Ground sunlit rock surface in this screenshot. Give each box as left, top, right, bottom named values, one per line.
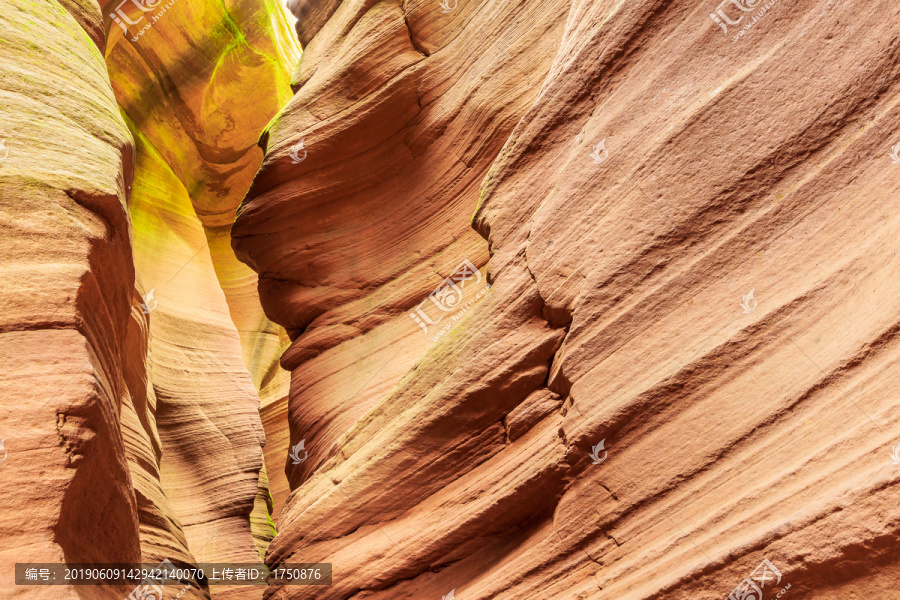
left=234, top=0, right=900, bottom=599
left=3, top=0, right=900, bottom=598
left=0, top=0, right=298, bottom=598
left=102, top=0, right=300, bottom=575
left=0, top=1, right=139, bottom=598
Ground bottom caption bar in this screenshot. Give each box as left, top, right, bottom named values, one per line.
left=15, top=562, right=331, bottom=586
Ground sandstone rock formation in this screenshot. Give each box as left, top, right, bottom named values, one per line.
left=103, top=0, right=300, bottom=571
left=233, top=0, right=900, bottom=599
left=0, top=1, right=141, bottom=597
left=3, top=0, right=900, bottom=599
left=1, top=0, right=298, bottom=598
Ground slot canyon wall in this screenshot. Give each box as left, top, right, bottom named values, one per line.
left=0, top=1, right=899, bottom=600
left=1, top=0, right=298, bottom=598
left=234, top=0, right=900, bottom=599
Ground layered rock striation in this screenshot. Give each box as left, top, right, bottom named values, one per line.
left=103, top=0, right=300, bottom=571
left=233, top=0, right=900, bottom=599
left=0, top=1, right=139, bottom=597
left=1, top=0, right=298, bottom=598
left=3, top=0, right=900, bottom=598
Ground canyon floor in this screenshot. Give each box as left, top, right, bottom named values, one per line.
left=1, top=0, right=899, bottom=599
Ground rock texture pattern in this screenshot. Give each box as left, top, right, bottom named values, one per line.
left=1, top=0, right=298, bottom=598
left=103, top=0, right=300, bottom=571
left=3, top=0, right=900, bottom=598
left=234, top=0, right=900, bottom=599
left=0, top=0, right=140, bottom=597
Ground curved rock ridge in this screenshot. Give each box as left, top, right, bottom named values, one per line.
left=232, top=0, right=562, bottom=513
left=102, top=0, right=301, bottom=572
left=1, top=0, right=298, bottom=598
left=233, top=0, right=900, bottom=599
left=0, top=0, right=139, bottom=597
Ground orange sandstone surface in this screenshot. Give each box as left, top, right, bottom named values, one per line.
left=1, top=0, right=900, bottom=599
left=233, top=0, right=900, bottom=599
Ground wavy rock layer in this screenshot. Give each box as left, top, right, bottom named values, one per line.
left=0, top=1, right=139, bottom=598
left=232, top=0, right=560, bottom=513
left=102, top=0, right=300, bottom=573
left=0, top=0, right=297, bottom=598
left=234, top=0, right=900, bottom=599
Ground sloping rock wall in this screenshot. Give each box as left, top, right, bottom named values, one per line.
left=0, top=1, right=299, bottom=598
left=233, top=0, right=900, bottom=598
left=0, top=1, right=140, bottom=597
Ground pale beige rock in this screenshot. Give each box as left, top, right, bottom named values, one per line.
left=103, top=0, right=300, bottom=585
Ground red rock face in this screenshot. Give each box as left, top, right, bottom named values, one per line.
left=0, top=1, right=140, bottom=597
left=233, top=0, right=900, bottom=599
left=4, top=0, right=900, bottom=598
left=0, top=1, right=296, bottom=599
